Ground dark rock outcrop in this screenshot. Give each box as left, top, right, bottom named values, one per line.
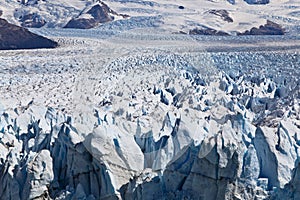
left=188, top=20, right=284, bottom=36
left=208, top=9, right=233, bottom=23
left=0, top=18, right=58, bottom=50
left=64, top=1, right=129, bottom=29
left=19, top=13, right=46, bottom=28
left=64, top=18, right=99, bottom=29
left=238, top=20, right=285, bottom=35
left=189, top=27, right=229, bottom=36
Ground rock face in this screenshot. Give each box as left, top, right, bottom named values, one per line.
left=188, top=20, right=285, bottom=36
left=189, top=27, right=230, bottom=36
left=208, top=10, right=233, bottom=23
left=0, top=18, right=57, bottom=50
left=238, top=20, right=285, bottom=35
left=64, top=1, right=129, bottom=29
left=19, top=13, right=46, bottom=28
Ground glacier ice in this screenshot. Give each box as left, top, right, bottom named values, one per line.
left=0, top=33, right=299, bottom=199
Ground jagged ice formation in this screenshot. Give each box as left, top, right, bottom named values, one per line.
left=0, top=34, right=299, bottom=199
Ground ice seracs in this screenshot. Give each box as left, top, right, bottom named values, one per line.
left=0, top=0, right=299, bottom=198
left=0, top=35, right=299, bottom=198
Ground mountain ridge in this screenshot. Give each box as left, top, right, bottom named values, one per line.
left=0, top=18, right=57, bottom=50
left=0, top=0, right=299, bottom=34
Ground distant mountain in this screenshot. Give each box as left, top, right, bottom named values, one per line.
left=0, top=18, right=58, bottom=50
left=188, top=20, right=285, bottom=36
left=0, top=0, right=128, bottom=29
left=238, top=20, right=285, bottom=35
left=19, top=13, right=46, bottom=28
left=0, top=0, right=298, bottom=34
left=64, top=1, right=129, bottom=29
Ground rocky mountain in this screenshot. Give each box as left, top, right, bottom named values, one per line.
left=0, top=18, right=57, bottom=50
left=0, top=0, right=299, bottom=34
left=0, top=0, right=127, bottom=29
left=238, top=20, right=285, bottom=35
left=185, top=20, right=285, bottom=36
left=64, top=1, right=129, bottom=29
left=19, top=13, right=46, bottom=28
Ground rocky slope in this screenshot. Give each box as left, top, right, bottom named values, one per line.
left=0, top=18, right=57, bottom=50
left=238, top=20, right=285, bottom=35
left=64, top=1, right=129, bottom=29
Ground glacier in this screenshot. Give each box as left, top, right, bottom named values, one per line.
left=0, top=30, right=299, bottom=199
left=1, top=0, right=300, bottom=199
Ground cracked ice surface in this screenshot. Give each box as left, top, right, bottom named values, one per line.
left=0, top=31, right=300, bottom=199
